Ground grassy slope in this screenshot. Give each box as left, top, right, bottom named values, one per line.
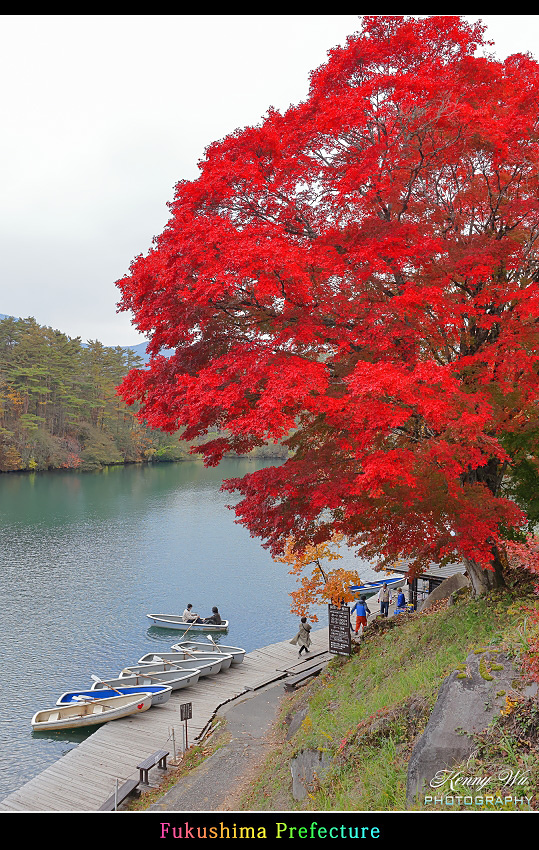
left=237, top=576, right=539, bottom=812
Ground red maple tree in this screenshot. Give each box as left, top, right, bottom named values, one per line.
left=117, top=16, right=539, bottom=596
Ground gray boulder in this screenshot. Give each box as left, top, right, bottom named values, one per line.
left=290, top=749, right=331, bottom=801
left=406, top=650, right=518, bottom=805
left=418, top=572, right=470, bottom=613
left=285, top=706, right=309, bottom=741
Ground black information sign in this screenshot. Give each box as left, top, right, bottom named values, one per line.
left=180, top=702, right=193, bottom=721
left=328, top=603, right=351, bottom=656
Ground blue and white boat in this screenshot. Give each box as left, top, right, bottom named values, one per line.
left=349, top=574, right=406, bottom=599
left=56, top=684, right=172, bottom=707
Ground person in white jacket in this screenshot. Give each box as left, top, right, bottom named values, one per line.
left=182, top=604, right=203, bottom=623
left=290, top=617, right=312, bottom=656
left=377, top=584, right=392, bottom=617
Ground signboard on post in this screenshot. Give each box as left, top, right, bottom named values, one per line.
left=180, top=702, right=192, bottom=750
left=180, top=702, right=192, bottom=721
left=328, top=603, right=351, bottom=656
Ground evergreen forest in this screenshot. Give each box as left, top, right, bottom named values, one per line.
left=0, top=316, right=188, bottom=472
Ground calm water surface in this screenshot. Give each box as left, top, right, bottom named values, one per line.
left=0, top=459, right=376, bottom=802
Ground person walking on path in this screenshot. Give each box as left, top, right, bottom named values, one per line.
left=290, top=617, right=312, bottom=656
left=351, top=596, right=371, bottom=634
left=378, top=583, right=391, bottom=617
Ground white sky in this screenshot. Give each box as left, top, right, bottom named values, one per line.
left=1, top=15, right=538, bottom=347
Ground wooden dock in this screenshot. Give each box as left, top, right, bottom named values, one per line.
left=0, top=627, right=330, bottom=812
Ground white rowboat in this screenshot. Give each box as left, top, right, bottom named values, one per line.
left=122, top=657, right=223, bottom=678
left=137, top=650, right=233, bottom=671
left=171, top=640, right=245, bottom=665
left=31, top=692, right=153, bottom=731
left=91, top=669, right=200, bottom=692
left=146, top=614, right=229, bottom=632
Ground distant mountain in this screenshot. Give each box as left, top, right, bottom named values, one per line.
left=125, top=340, right=151, bottom=364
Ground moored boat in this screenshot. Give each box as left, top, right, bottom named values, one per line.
left=349, top=574, right=406, bottom=599
left=122, top=656, right=223, bottom=677
left=171, top=640, right=245, bottom=665
left=137, top=650, right=233, bottom=671
left=91, top=668, right=200, bottom=692
left=146, top=614, right=229, bottom=632
left=31, top=692, right=153, bottom=731
left=57, top=684, right=172, bottom=707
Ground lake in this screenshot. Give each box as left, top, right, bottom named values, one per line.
left=0, top=458, right=377, bottom=802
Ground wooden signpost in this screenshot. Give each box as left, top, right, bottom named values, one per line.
left=328, top=603, right=351, bottom=656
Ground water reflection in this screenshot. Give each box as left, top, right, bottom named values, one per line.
left=31, top=727, right=100, bottom=744
left=145, top=626, right=229, bottom=642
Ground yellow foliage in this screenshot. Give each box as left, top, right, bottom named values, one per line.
left=5, top=388, right=25, bottom=410
left=500, top=694, right=519, bottom=717
left=276, top=534, right=361, bottom=619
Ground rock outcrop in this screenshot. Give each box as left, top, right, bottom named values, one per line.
left=418, top=572, right=470, bottom=613
left=290, top=749, right=331, bottom=801
left=406, top=649, right=519, bottom=805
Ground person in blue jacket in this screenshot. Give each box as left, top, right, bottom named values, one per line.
left=351, top=596, right=371, bottom=634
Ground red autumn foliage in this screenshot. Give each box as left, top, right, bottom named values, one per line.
left=117, top=16, right=539, bottom=591
left=505, top=535, right=539, bottom=584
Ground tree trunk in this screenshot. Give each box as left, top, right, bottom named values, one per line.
left=463, top=549, right=506, bottom=596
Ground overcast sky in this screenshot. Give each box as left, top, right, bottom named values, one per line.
left=2, top=15, right=539, bottom=347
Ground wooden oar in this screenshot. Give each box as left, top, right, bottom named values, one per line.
left=206, top=634, right=225, bottom=653
left=180, top=615, right=206, bottom=639
left=169, top=645, right=204, bottom=659
left=133, top=672, right=168, bottom=683
left=153, top=655, right=195, bottom=671
left=90, top=674, right=124, bottom=695
left=119, top=669, right=170, bottom=683
left=174, top=635, right=222, bottom=656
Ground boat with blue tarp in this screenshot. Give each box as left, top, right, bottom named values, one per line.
left=349, top=574, right=406, bottom=598
left=56, top=684, right=172, bottom=707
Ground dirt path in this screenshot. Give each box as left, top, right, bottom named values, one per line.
left=148, top=682, right=286, bottom=812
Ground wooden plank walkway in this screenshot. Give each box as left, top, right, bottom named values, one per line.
left=0, top=627, right=329, bottom=812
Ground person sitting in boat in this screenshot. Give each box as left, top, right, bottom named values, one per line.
left=182, top=604, right=204, bottom=624
left=203, top=606, right=222, bottom=625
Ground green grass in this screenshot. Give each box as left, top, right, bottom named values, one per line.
left=237, top=585, right=539, bottom=812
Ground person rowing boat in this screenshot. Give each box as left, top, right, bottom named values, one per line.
left=182, top=603, right=223, bottom=625
left=182, top=603, right=204, bottom=623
